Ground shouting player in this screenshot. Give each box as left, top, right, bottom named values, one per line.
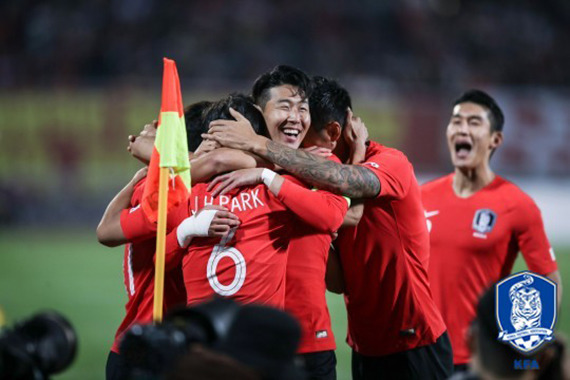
left=204, top=77, right=452, bottom=380
left=421, top=90, right=562, bottom=372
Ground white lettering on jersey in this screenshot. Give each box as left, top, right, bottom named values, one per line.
left=219, top=195, right=230, bottom=208
left=231, top=197, right=243, bottom=212
left=191, top=188, right=266, bottom=215
left=251, top=189, right=264, bottom=208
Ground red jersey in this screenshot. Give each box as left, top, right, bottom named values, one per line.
left=421, top=174, right=558, bottom=364
left=334, top=141, right=446, bottom=356
left=284, top=156, right=349, bottom=353
left=121, top=174, right=347, bottom=310
left=112, top=179, right=186, bottom=353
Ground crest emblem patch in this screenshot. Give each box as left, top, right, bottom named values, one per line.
left=496, top=271, right=557, bottom=354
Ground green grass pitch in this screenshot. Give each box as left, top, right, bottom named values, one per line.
left=0, top=228, right=568, bottom=380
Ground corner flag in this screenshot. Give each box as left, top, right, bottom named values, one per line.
left=141, top=58, right=190, bottom=224
left=142, top=58, right=190, bottom=322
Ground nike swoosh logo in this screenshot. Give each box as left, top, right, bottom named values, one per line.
left=425, top=210, right=440, bottom=218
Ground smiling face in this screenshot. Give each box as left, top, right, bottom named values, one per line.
left=446, top=102, right=502, bottom=171
left=261, top=84, right=310, bottom=149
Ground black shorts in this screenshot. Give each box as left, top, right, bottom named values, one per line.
left=298, top=350, right=337, bottom=380
left=351, top=331, right=453, bottom=380
left=106, top=351, right=129, bottom=380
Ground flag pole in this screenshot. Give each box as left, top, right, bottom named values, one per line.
left=152, top=166, right=170, bottom=322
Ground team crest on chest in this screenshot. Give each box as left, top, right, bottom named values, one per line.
left=472, top=208, right=497, bottom=238
left=496, top=271, right=557, bottom=354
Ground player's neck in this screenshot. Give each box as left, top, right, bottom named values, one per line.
left=334, top=141, right=350, bottom=163
left=452, top=165, right=495, bottom=198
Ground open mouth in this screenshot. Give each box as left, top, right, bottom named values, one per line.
left=282, top=128, right=300, bottom=138
left=454, top=141, right=472, bottom=159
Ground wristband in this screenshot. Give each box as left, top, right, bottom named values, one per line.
left=261, top=169, right=277, bottom=188
left=176, top=209, right=218, bottom=248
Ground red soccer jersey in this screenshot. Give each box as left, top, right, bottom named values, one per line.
left=421, top=174, right=558, bottom=364
left=112, top=179, right=186, bottom=353
left=334, top=141, right=446, bottom=356
left=284, top=156, right=349, bottom=353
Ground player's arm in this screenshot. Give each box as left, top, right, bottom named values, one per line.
left=547, top=270, right=563, bottom=308
left=516, top=198, right=563, bottom=307
left=97, top=167, right=148, bottom=247
left=204, top=109, right=380, bottom=198
left=162, top=205, right=240, bottom=271
left=325, top=246, right=345, bottom=294
left=342, top=202, right=364, bottom=227
left=190, top=148, right=270, bottom=183
left=207, top=168, right=349, bottom=233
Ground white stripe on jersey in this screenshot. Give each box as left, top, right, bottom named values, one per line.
left=127, top=244, right=136, bottom=296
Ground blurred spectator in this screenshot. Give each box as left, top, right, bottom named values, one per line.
left=1, top=0, right=569, bottom=87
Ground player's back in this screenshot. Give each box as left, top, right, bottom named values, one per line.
left=180, top=182, right=294, bottom=309
left=334, top=142, right=445, bottom=356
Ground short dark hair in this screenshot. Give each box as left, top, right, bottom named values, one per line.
left=251, top=65, right=312, bottom=109
left=309, top=76, right=352, bottom=133
left=202, top=93, right=269, bottom=138
left=185, top=100, right=213, bottom=152
left=454, top=89, right=504, bottom=132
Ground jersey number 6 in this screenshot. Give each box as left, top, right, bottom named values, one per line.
left=206, top=227, right=246, bottom=296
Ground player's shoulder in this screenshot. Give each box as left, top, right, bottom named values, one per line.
left=364, top=141, right=412, bottom=171
left=493, top=176, right=540, bottom=212
left=366, top=141, right=408, bottom=160
left=420, top=173, right=452, bottom=195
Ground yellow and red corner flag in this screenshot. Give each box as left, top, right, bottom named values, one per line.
left=142, top=58, right=190, bottom=322
left=142, top=58, right=191, bottom=223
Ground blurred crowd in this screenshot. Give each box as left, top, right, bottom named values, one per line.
left=1, top=0, right=569, bottom=88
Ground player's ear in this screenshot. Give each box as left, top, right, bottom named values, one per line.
left=325, top=121, right=342, bottom=143
left=490, top=131, right=503, bottom=150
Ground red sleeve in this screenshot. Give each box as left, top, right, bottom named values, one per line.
left=120, top=199, right=190, bottom=243
left=358, top=149, right=413, bottom=200
left=515, top=197, right=558, bottom=275
left=163, top=228, right=186, bottom=272
left=130, top=178, right=146, bottom=205
left=120, top=205, right=157, bottom=242
left=277, top=175, right=349, bottom=234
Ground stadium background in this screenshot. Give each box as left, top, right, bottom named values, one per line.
left=0, top=1, right=569, bottom=378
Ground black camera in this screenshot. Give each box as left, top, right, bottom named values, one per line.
left=120, top=298, right=305, bottom=380
left=120, top=298, right=240, bottom=378
left=0, top=311, right=78, bottom=380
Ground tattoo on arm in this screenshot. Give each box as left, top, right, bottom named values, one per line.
left=265, top=140, right=380, bottom=198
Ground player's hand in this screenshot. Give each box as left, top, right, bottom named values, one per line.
left=193, top=139, right=220, bottom=157
left=207, top=168, right=264, bottom=197
left=343, top=108, right=368, bottom=164
left=301, top=145, right=332, bottom=158
left=177, top=205, right=241, bottom=247
left=128, top=120, right=157, bottom=164
left=200, top=205, right=241, bottom=237
left=202, top=108, right=263, bottom=152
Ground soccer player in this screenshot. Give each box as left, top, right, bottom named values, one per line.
left=97, top=100, right=232, bottom=380
left=208, top=72, right=356, bottom=380
left=204, top=77, right=452, bottom=379
left=421, top=90, right=562, bottom=372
